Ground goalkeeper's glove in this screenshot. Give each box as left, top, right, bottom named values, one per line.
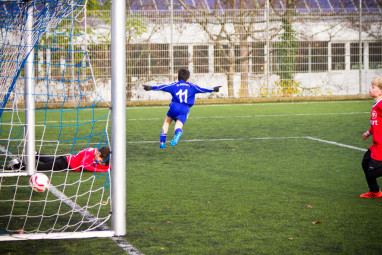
left=213, top=86, right=221, bottom=92
left=143, top=85, right=152, bottom=91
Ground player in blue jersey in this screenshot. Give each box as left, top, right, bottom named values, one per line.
left=143, top=68, right=221, bottom=149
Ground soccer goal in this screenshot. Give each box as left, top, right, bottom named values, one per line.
left=0, top=0, right=126, bottom=240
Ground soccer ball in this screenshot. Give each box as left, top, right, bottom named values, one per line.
left=29, top=173, right=50, bottom=192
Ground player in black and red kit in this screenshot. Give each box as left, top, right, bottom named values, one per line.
left=361, top=77, right=382, bottom=198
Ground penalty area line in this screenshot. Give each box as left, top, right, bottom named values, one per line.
left=126, top=112, right=368, bottom=121
left=130, top=136, right=368, bottom=153
left=128, top=136, right=305, bottom=144
left=305, top=136, right=367, bottom=152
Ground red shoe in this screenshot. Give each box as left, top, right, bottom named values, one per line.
left=360, top=190, right=382, bottom=198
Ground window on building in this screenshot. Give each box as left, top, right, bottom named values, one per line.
left=311, top=41, right=328, bottom=72
left=269, top=42, right=279, bottom=73
left=193, top=45, right=209, bottom=73
left=173, top=45, right=188, bottom=72
left=150, top=43, right=169, bottom=75
left=251, top=42, right=265, bottom=74
left=369, top=42, right=382, bottom=69
left=295, top=42, right=309, bottom=72
left=214, top=44, right=250, bottom=74
left=128, top=44, right=149, bottom=76
left=331, top=43, right=345, bottom=70
left=295, top=41, right=328, bottom=72
left=350, top=42, right=364, bottom=70
left=234, top=45, right=241, bottom=73
left=214, top=44, right=229, bottom=73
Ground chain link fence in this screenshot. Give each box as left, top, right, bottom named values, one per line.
left=35, top=6, right=382, bottom=102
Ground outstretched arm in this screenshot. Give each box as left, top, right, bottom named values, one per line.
left=193, top=84, right=219, bottom=94
left=143, top=83, right=175, bottom=93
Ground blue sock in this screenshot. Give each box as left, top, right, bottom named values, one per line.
left=175, top=128, right=182, bottom=135
left=160, top=132, right=167, bottom=143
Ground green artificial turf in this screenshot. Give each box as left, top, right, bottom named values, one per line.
left=2, top=100, right=382, bottom=254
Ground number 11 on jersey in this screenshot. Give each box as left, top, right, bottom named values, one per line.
left=176, top=89, right=188, bottom=103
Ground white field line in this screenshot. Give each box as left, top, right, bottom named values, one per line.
left=125, top=100, right=371, bottom=110
left=305, top=136, right=367, bottom=152
left=48, top=187, right=143, bottom=255
left=129, top=136, right=368, bottom=153
left=193, top=100, right=370, bottom=107
left=37, top=100, right=366, bottom=111
left=1, top=134, right=365, bottom=254
left=127, top=136, right=304, bottom=144
left=126, top=112, right=368, bottom=121
left=17, top=100, right=366, bottom=114
left=42, top=111, right=368, bottom=123
left=0, top=147, right=142, bottom=255
left=39, top=109, right=369, bottom=124
left=39, top=111, right=369, bottom=123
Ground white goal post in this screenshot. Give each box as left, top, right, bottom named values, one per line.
left=0, top=0, right=126, bottom=240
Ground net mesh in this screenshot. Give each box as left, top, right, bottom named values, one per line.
left=0, top=0, right=112, bottom=238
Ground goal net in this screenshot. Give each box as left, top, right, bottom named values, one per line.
left=0, top=0, right=114, bottom=240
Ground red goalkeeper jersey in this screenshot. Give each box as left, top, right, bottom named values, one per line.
left=368, top=100, right=382, bottom=161
left=66, top=148, right=110, bottom=172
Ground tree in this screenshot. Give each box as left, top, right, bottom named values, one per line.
left=177, top=0, right=270, bottom=98
left=270, top=0, right=299, bottom=95
left=87, top=0, right=111, bottom=10
left=174, top=0, right=307, bottom=97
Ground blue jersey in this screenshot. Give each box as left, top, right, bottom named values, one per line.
left=151, top=80, right=214, bottom=108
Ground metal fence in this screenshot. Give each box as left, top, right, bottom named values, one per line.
left=35, top=6, right=382, bottom=102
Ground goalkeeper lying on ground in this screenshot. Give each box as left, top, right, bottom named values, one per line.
left=7, top=146, right=111, bottom=172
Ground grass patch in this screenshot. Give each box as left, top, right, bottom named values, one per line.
left=1, top=100, right=381, bottom=254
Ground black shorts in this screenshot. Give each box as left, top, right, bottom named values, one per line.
left=36, top=155, right=69, bottom=171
